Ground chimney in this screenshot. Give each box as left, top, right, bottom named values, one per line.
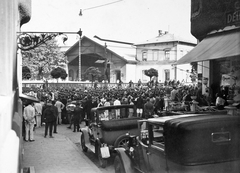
left=158, top=30, right=163, bottom=36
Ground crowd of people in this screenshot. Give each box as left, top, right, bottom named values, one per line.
left=22, top=80, right=240, bottom=142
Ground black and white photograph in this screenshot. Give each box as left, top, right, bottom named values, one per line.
left=1, top=0, right=240, bottom=173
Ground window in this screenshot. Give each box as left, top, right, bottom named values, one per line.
left=165, top=50, right=170, bottom=60
left=149, top=123, right=165, bottom=149
left=142, top=51, right=147, bottom=61
left=152, top=50, right=158, bottom=61
left=164, top=69, right=170, bottom=81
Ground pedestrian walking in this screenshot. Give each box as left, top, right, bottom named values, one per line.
left=43, top=100, right=57, bottom=138
left=55, top=98, right=65, bottom=125
left=66, top=101, right=75, bottom=129
left=144, top=97, right=154, bottom=119
left=135, top=94, right=144, bottom=117
left=34, top=102, right=42, bottom=128
left=23, top=101, right=36, bottom=142
left=52, top=100, right=59, bottom=133
left=114, top=96, right=121, bottom=118
left=72, top=101, right=83, bottom=132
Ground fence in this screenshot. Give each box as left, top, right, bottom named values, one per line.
left=22, top=81, right=148, bottom=91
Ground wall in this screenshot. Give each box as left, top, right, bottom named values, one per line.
left=191, top=0, right=240, bottom=40
left=125, top=64, right=136, bottom=82
left=0, top=0, right=31, bottom=172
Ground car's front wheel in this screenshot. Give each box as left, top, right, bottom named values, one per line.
left=114, top=155, right=126, bottom=173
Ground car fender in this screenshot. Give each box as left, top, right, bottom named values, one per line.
left=115, top=148, right=135, bottom=173
left=81, top=127, right=90, bottom=144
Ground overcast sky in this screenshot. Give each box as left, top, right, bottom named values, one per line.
left=21, top=0, right=196, bottom=46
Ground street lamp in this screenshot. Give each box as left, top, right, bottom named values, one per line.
left=77, top=28, right=82, bottom=81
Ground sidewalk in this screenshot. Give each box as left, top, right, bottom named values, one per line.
left=21, top=124, right=102, bottom=173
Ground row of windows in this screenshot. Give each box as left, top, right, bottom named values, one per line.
left=142, top=50, right=170, bottom=61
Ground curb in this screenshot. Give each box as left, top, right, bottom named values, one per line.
left=64, top=136, right=103, bottom=173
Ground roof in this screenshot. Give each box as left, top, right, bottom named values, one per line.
left=106, top=43, right=137, bottom=63
left=148, top=114, right=201, bottom=125
left=134, top=33, right=197, bottom=46
left=65, top=36, right=137, bottom=63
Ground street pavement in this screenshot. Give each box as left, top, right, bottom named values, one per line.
left=21, top=123, right=103, bottom=173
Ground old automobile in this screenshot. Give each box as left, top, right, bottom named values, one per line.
left=114, top=114, right=240, bottom=173
left=80, top=104, right=141, bottom=168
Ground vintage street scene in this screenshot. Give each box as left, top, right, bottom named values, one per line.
left=1, top=0, right=240, bottom=173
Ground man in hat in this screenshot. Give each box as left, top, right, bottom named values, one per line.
left=23, top=101, right=36, bottom=142
left=55, top=98, right=65, bottom=125
left=72, top=101, right=83, bottom=132
left=43, top=100, right=57, bottom=138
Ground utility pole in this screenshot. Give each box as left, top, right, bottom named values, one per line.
left=104, top=42, right=108, bottom=83
left=77, top=28, right=82, bottom=81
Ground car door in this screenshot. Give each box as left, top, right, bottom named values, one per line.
left=147, top=123, right=167, bottom=173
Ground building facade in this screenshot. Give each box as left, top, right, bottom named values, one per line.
left=65, top=32, right=196, bottom=84
left=0, top=0, right=31, bottom=172
left=134, top=31, right=197, bottom=83
left=65, top=36, right=136, bottom=83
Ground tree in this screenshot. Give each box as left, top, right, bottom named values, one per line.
left=144, top=68, right=158, bottom=81
left=21, top=38, right=67, bottom=80
left=84, top=67, right=102, bottom=83
left=22, top=66, right=31, bottom=80
left=50, top=67, right=67, bottom=81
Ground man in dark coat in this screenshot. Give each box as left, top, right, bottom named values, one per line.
left=134, top=94, right=144, bottom=117
left=144, top=97, right=154, bottom=119
left=72, top=101, right=83, bottom=132
left=43, top=100, right=57, bottom=138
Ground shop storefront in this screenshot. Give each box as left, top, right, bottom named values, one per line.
left=177, top=28, right=240, bottom=100
left=176, top=0, right=240, bottom=110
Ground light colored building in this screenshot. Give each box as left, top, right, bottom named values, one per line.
left=134, top=30, right=197, bottom=83
left=65, top=31, right=196, bottom=84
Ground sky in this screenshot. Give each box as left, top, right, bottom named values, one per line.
left=21, top=0, right=197, bottom=46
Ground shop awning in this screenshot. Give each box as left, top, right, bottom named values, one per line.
left=177, top=30, right=240, bottom=64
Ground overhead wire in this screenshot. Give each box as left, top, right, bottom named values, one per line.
left=79, top=0, right=124, bottom=15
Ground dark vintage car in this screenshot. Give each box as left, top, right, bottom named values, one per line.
left=114, top=114, right=240, bottom=173
left=80, top=104, right=141, bottom=168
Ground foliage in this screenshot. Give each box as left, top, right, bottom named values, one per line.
left=189, top=85, right=198, bottom=96
left=50, top=67, right=67, bottom=81
left=21, top=38, right=67, bottom=80
left=84, top=67, right=102, bottom=82
left=144, top=68, right=158, bottom=81
left=22, top=66, right=31, bottom=79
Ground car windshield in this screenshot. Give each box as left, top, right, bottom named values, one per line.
left=98, top=106, right=136, bottom=121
